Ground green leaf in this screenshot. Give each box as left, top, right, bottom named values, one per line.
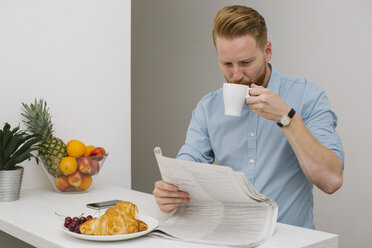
left=14, top=136, right=40, bottom=155
left=2, top=133, right=20, bottom=162
left=0, top=130, right=3, bottom=169
left=3, top=133, right=37, bottom=164
left=1, top=125, right=20, bottom=162
left=3, top=123, right=11, bottom=132
left=3, top=145, right=38, bottom=170
left=4, top=152, right=33, bottom=170
left=0, top=124, right=41, bottom=170
left=10, top=125, right=20, bottom=135
left=0, top=129, right=5, bottom=169
left=2, top=129, right=13, bottom=149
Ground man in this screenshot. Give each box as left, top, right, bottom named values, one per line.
left=153, top=5, right=344, bottom=229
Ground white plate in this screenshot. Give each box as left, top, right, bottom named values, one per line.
left=62, top=215, right=159, bottom=241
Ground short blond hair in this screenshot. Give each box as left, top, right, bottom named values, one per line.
left=212, top=5, right=267, bottom=49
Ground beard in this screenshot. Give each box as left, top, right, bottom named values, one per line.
left=252, top=63, right=267, bottom=87
left=226, top=61, right=268, bottom=87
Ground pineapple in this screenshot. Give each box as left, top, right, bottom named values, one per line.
left=21, top=99, right=67, bottom=177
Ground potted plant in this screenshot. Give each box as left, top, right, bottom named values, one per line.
left=0, top=122, right=41, bottom=201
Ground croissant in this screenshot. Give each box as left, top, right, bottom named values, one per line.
left=80, top=201, right=148, bottom=235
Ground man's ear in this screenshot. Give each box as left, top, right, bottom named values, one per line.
left=264, top=41, right=272, bottom=62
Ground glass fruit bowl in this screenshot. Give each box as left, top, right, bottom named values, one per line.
left=39, top=154, right=108, bottom=193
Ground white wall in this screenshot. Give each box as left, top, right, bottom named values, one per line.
left=254, top=1, right=372, bottom=247
left=0, top=0, right=131, bottom=192
left=132, top=0, right=372, bottom=247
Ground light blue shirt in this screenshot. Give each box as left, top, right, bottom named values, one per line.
left=177, top=64, right=344, bottom=229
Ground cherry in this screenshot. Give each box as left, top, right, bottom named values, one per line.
left=74, top=224, right=81, bottom=234
left=64, top=220, right=71, bottom=228
left=68, top=223, right=76, bottom=232
left=79, top=217, right=86, bottom=224
left=62, top=214, right=92, bottom=233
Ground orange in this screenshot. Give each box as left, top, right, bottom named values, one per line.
left=79, top=175, right=93, bottom=190
left=84, top=145, right=95, bottom=156
left=67, top=140, right=86, bottom=157
left=60, top=157, right=78, bottom=175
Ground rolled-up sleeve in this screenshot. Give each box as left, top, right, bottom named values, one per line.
left=302, top=85, right=344, bottom=167
left=177, top=100, right=214, bottom=164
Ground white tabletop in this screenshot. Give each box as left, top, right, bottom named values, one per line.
left=0, top=184, right=338, bottom=248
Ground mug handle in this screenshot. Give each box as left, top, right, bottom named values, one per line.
left=245, top=87, right=251, bottom=98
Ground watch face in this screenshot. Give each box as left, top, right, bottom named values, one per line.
left=281, top=116, right=291, bottom=126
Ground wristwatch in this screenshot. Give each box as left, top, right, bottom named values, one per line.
left=276, top=108, right=296, bottom=127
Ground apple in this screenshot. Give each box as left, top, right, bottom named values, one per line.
left=67, top=170, right=83, bottom=187
left=78, top=157, right=97, bottom=175
left=90, top=147, right=106, bottom=161
left=90, top=159, right=99, bottom=175
left=55, top=176, right=70, bottom=192
left=79, top=175, right=93, bottom=190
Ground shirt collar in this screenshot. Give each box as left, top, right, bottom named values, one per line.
left=267, top=63, right=281, bottom=95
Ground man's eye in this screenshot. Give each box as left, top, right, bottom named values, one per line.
left=224, top=62, right=232, bottom=66
left=241, top=61, right=251, bottom=65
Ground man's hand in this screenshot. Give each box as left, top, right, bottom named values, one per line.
left=245, top=85, right=343, bottom=194
left=153, top=180, right=190, bottom=213
left=246, top=83, right=291, bottom=122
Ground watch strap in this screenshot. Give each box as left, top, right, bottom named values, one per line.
left=287, top=108, right=296, bottom=118
left=276, top=121, right=284, bottom=127
left=276, top=108, right=296, bottom=127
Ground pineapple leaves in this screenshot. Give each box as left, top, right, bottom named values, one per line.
left=20, top=99, right=67, bottom=177
left=21, top=99, right=55, bottom=141
left=0, top=123, right=41, bottom=171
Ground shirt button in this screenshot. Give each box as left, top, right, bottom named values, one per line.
left=250, top=132, right=255, bottom=137
left=250, top=159, right=254, bottom=164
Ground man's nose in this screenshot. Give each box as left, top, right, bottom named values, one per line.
left=231, top=66, right=244, bottom=82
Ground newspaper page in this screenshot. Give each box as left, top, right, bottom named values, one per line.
left=150, top=147, right=278, bottom=247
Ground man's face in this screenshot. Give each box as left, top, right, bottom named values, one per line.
left=216, top=35, right=272, bottom=87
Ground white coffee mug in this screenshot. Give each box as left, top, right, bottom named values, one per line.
left=223, top=83, right=251, bottom=116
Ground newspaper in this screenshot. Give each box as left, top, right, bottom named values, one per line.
left=150, top=147, right=278, bottom=247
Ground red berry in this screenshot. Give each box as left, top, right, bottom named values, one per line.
left=74, top=224, right=81, bottom=233
left=86, top=215, right=93, bottom=221
left=65, top=217, right=72, bottom=222
left=68, top=223, right=76, bottom=232
left=72, top=217, right=79, bottom=223
left=79, top=217, right=86, bottom=223
left=64, top=220, right=71, bottom=228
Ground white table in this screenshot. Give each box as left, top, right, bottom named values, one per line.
left=0, top=185, right=338, bottom=248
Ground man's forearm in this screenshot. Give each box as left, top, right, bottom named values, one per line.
left=281, top=114, right=343, bottom=194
